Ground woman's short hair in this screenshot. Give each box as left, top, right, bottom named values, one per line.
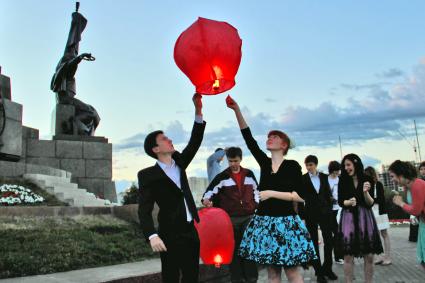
left=268, top=130, right=292, bottom=155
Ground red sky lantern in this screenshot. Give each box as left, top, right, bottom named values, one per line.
left=195, top=207, right=235, bottom=267
left=174, top=17, right=242, bottom=95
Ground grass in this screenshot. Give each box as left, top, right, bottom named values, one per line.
left=0, top=177, right=68, bottom=206
left=0, top=215, right=157, bottom=278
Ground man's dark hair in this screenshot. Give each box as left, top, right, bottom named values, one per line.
left=328, top=160, right=341, bottom=173
left=304, top=155, right=318, bottom=165
left=389, top=160, right=417, bottom=180
left=144, top=130, right=163, bottom=159
left=419, top=161, right=425, bottom=171
left=215, top=148, right=223, bottom=153
left=225, top=147, right=242, bottom=159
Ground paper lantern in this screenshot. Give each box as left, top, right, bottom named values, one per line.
left=174, top=17, right=242, bottom=95
left=195, top=207, right=235, bottom=267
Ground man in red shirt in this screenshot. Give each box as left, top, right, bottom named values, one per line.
left=202, top=147, right=259, bottom=283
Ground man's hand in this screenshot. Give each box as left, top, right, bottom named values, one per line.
left=226, top=95, right=239, bottom=111
left=150, top=235, right=167, bottom=252
left=259, top=190, right=275, bottom=201
left=393, top=195, right=404, bottom=207
left=202, top=199, right=213, bottom=207
left=193, top=93, right=202, bottom=115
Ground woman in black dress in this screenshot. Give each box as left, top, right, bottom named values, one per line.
left=226, top=96, right=316, bottom=283
left=337, top=154, right=383, bottom=283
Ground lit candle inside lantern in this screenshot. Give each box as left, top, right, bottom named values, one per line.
left=212, top=79, right=220, bottom=90
left=214, top=254, right=223, bottom=268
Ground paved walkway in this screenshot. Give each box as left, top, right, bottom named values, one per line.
left=257, top=226, right=424, bottom=282
left=1, top=226, right=423, bottom=282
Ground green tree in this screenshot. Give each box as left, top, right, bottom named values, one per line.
left=122, top=183, right=139, bottom=205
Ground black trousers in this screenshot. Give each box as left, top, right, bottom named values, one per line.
left=160, top=223, right=200, bottom=283
left=230, top=215, right=258, bottom=283
left=409, top=223, right=419, bottom=242
left=306, top=213, right=334, bottom=275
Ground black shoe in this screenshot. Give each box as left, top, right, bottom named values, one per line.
left=317, top=275, right=328, bottom=283
left=324, top=270, right=338, bottom=280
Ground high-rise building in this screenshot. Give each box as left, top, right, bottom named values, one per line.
left=188, top=176, right=209, bottom=207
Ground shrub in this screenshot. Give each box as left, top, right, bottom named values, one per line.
left=0, top=215, right=156, bottom=278
left=122, top=184, right=139, bottom=205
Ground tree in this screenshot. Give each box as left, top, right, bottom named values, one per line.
left=122, top=183, right=139, bottom=205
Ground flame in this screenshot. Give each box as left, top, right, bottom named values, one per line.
left=214, top=254, right=223, bottom=268
left=212, top=79, right=220, bottom=90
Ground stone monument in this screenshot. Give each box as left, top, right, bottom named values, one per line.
left=0, top=66, right=22, bottom=162
left=51, top=2, right=100, bottom=136
left=0, top=3, right=117, bottom=203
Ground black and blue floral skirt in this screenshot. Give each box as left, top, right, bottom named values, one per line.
left=238, top=214, right=317, bottom=266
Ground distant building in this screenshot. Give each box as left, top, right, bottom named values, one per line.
left=188, top=176, right=209, bottom=207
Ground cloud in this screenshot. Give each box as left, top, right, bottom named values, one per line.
left=114, top=120, right=187, bottom=152
left=265, top=98, right=277, bottom=103
left=376, top=68, right=404, bottom=79
left=340, top=83, right=383, bottom=91
left=361, top=155, right=382, bottom=168
left=115, top=58, right=425, bottom=153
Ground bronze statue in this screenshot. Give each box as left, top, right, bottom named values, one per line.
left=51, top=2, right=100, bottom=136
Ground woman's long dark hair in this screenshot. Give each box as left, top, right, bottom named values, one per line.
left=340, top=153, right=365, bottom=182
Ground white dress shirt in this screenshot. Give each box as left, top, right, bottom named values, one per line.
left=149, top=116, right=203, bottom=241
left=309, top=171, right=321, bottom=193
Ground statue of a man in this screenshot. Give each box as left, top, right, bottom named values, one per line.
left=51, top=5, right=100, bottom=136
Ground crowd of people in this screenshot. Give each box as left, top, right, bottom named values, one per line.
left=137, top=94, right=425, bottom=283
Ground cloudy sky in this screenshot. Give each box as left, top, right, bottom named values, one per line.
left=2, top=0, right=425, bottom=193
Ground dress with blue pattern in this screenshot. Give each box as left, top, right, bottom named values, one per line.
left=237, top=128, right=317, bottom=266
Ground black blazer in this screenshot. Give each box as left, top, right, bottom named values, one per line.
left=138, top=121, right=206, bottom=241
left=300, top=172, right=333, bottom=220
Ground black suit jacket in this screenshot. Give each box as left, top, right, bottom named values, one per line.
left=138, top=121, right=206, bottom=241
left=299, top=172, right=333, bottom=221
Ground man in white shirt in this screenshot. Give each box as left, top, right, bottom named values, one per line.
left=300, top=155, right=337, bottom=283
left=138, top=94, right=205, bottom=283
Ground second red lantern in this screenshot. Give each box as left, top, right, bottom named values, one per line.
left=195, top=207, right=235, bottom=267
left=174, top=17, right=242, bottom=95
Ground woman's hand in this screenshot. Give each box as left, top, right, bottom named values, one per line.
left=226, top=95, right=240, bottom=111
left=344, top=197, right=357, bottom=207
left=259, top=190, right=275, bottom=201
left=363, top=181, right=371, bottom=193
left=393, top=195, right=404, bottom=207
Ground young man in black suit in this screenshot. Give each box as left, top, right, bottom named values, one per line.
left=301, top=155, right=337, bottom=283
left=138, top=93, right=205, bottom=283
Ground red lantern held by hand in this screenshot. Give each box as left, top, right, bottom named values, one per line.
left=174, top=17, right=242, bottom=95
left=195, top=207, right=235, bottom=267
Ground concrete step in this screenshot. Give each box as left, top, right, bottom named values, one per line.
left=23, top=173, right=113, bottom=207
left=24, top=173, right=71, bottom=183
left=25, top=163, right=69, bottom=178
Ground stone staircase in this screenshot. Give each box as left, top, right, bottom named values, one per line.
left=23, top=173, right=112, bottom=207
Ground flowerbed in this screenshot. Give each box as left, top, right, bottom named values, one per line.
left=0, top=184, right=44, bottom=205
